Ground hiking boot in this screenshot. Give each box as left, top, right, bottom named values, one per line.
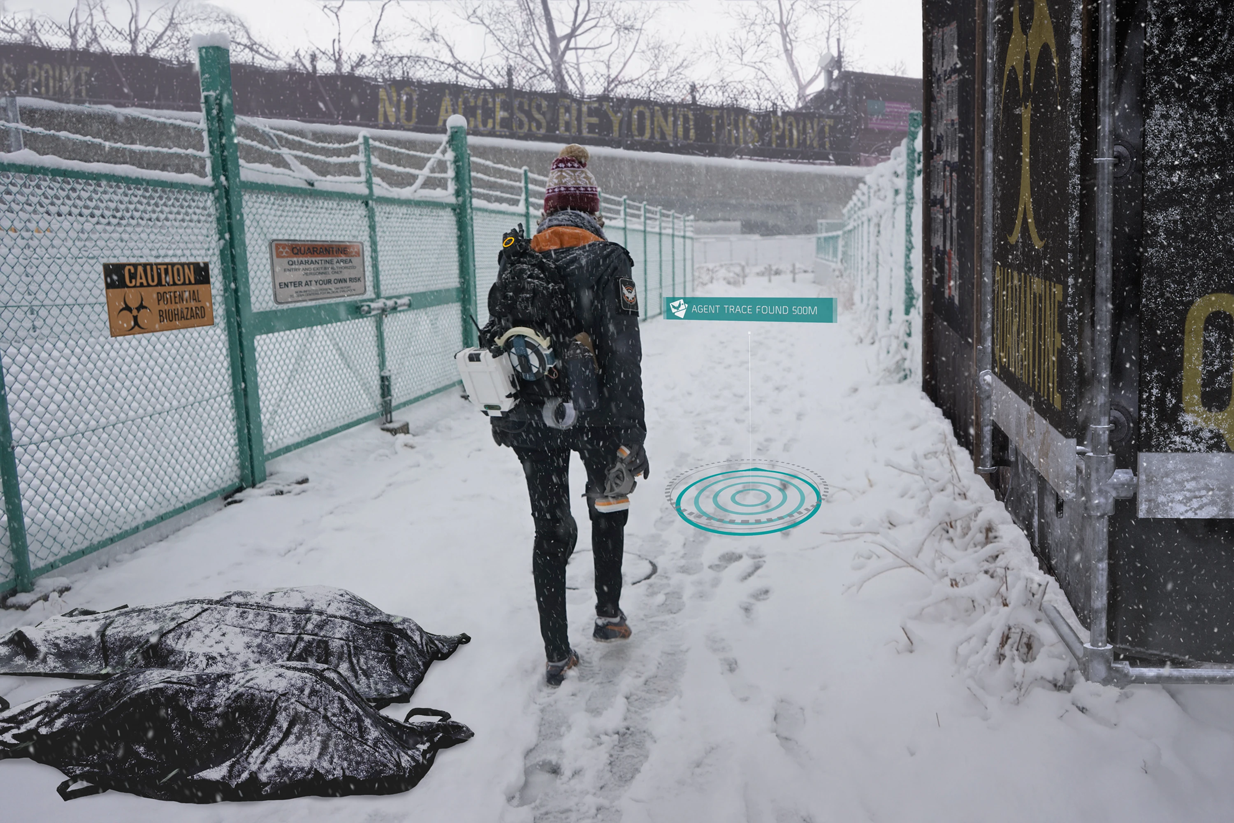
left=593, top=610, right=632, bottom=642
left=545, top=650, right=580, bottom=687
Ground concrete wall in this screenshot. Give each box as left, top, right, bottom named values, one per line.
left=694, top=234, right=818, bottom=267
left=466, top=134, right=867, bottom=236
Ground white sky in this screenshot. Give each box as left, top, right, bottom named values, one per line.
left=13, top=0, right=923, bottom=79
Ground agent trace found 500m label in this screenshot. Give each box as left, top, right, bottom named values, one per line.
left=270, top=240, right=366, bottom=304
left=103, top=262, right=214, bottom=337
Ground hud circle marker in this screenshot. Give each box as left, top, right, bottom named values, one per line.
left=665, top=460, right=829, bottom=536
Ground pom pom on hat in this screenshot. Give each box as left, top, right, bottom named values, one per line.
left=557, top=143, right=590, bottom=164
left=544, top=144, right=600, bottom=215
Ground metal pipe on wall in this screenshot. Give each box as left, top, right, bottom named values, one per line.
left=1080, top=0, right=1118, bottom=685
left=976, top=0, right=996, bottom=476
left=1114, top=664, right=1234, bottom=685
left=1043, top=604, right=1087, bottom=665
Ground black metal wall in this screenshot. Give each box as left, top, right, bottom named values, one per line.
left=1112, top=0, right=1234, bottom=664
left=922, top=0, right=980, bottom=452
left=922, top=0, right=1234, bottom=664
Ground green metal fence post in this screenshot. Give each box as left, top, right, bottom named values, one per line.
left=362, top=134, right=392, bottom=424
left=689, top=217, right=694, bottom=295
left=621, top=196, right=628, bottom=250
left=523, top=166, right=532, bottom=235
left=669, top=210, right=676, bottom=300
left=199, top=44, right=265, bottom=487
left=657, top=207, right=664, bottom=318
left=904, top=111, right=922, bottom=317
left=685, top=216, right=691, bottom=297
left=683, top=215, right=688, bottom=295
left=0, top=356, right=32, bottom=593
left=449, top=119, right=479, bottom=348
left=642, top=202, right=649, bottom=321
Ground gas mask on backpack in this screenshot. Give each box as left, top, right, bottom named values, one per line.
left=455, top=224, right=598, bottom=427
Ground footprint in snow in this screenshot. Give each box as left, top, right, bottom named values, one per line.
left=774, top=699, right=808, bottom=760
left=513, top=759, right=560, bottom=807
left=653, top=510, right=679, bottom=532
left=706, top=633, right=757, bottom=702
left=708, top=551, right=743, bottom=572
left=738, top=559, right=766, bottom=581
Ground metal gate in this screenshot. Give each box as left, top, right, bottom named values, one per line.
left=0, top=44, right=694, bottom=596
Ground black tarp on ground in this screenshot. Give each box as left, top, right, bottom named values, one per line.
left=0, top=587, right=469, bottom=706
left=0, top=662, right=473, bottom=802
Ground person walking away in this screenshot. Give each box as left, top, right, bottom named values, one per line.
left=488, top=144, right=649, bottom=686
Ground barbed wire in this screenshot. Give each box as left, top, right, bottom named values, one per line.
left=0, top=14, right=798, bottom=113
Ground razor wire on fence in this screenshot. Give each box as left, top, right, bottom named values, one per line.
left=0, top=15, right=786, bottom=112
left=0, top=45, right=692, bottom=597
left=820, top=112, right=922, bottom=383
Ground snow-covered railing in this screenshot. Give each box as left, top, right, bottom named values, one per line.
left=816, top=231, right=841, bottom=264
left=825, top=113, right=923, bottom=383
left=232, top=118, right=454, bottom=196
left=0, top=97, right=211, bottom=178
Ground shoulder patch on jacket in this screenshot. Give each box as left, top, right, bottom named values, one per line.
left=618, top=278, right=640, bottom=314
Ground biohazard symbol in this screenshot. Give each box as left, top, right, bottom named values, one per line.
left=115, top=290, right=152, bottom=333
left=1001, top=0, right=1059, bottom=249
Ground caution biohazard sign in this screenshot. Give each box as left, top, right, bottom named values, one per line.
left=104, top=262, right=214, bottom=337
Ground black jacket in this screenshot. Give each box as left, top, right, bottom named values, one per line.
left=490, top=217, right=645, bottom=450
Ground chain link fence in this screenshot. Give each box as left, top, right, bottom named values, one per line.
left=0, top=45, right=693, bottom=596
left=821, top=111, right=922, bottom=383
left=0, top=165, right=239, bottom=590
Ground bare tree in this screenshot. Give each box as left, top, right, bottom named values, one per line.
left=713, top=0, right=857, bottom=109
left=182, top=4, right=283, bottom=64
left=293, top=0, right=399, bottom=75
left=0, top=0, right=106, bottom=50
left=0, top=0, right=281, bottom=63
left=413, top=0, right=692, bottom=97
left=100, top=0, right=185, bottom=56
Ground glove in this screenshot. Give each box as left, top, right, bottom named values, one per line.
left=618, top=443, right=649, bottom=480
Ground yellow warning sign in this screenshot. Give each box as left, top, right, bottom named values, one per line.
left=104, top=262, right=214, bottom=337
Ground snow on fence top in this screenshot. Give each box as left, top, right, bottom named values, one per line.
left=827, top=128, right=923, bottom=384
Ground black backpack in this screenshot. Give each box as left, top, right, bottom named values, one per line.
left=480, top=224, right=578, bottom=356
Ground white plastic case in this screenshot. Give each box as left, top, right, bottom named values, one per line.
left=455, top=348, right=517, bottom=415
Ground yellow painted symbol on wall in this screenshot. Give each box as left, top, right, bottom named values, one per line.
left=1182, top=293, right=1234, bottom=451
left=1001, top=0, right=1059, bottom=249
left=104, top=262, right=214, bottom=337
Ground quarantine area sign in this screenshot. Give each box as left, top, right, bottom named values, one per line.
left=270, top=241, right=367, bottom=304
left=104, top=262, right=214, bottom=337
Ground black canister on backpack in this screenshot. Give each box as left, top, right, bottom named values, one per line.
left=562, top=338, right=599, bottom=413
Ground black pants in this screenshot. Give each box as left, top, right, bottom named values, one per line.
left=514, top=439, right=628, bottom=662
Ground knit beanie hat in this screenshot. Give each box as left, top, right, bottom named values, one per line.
left=543, top=144, right=600, bottom=215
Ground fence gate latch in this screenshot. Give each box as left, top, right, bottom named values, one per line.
left=1107, top=468, right=1137, bottom=500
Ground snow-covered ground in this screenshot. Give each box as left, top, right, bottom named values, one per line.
left=5, top=272, right=1234, bottom=822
